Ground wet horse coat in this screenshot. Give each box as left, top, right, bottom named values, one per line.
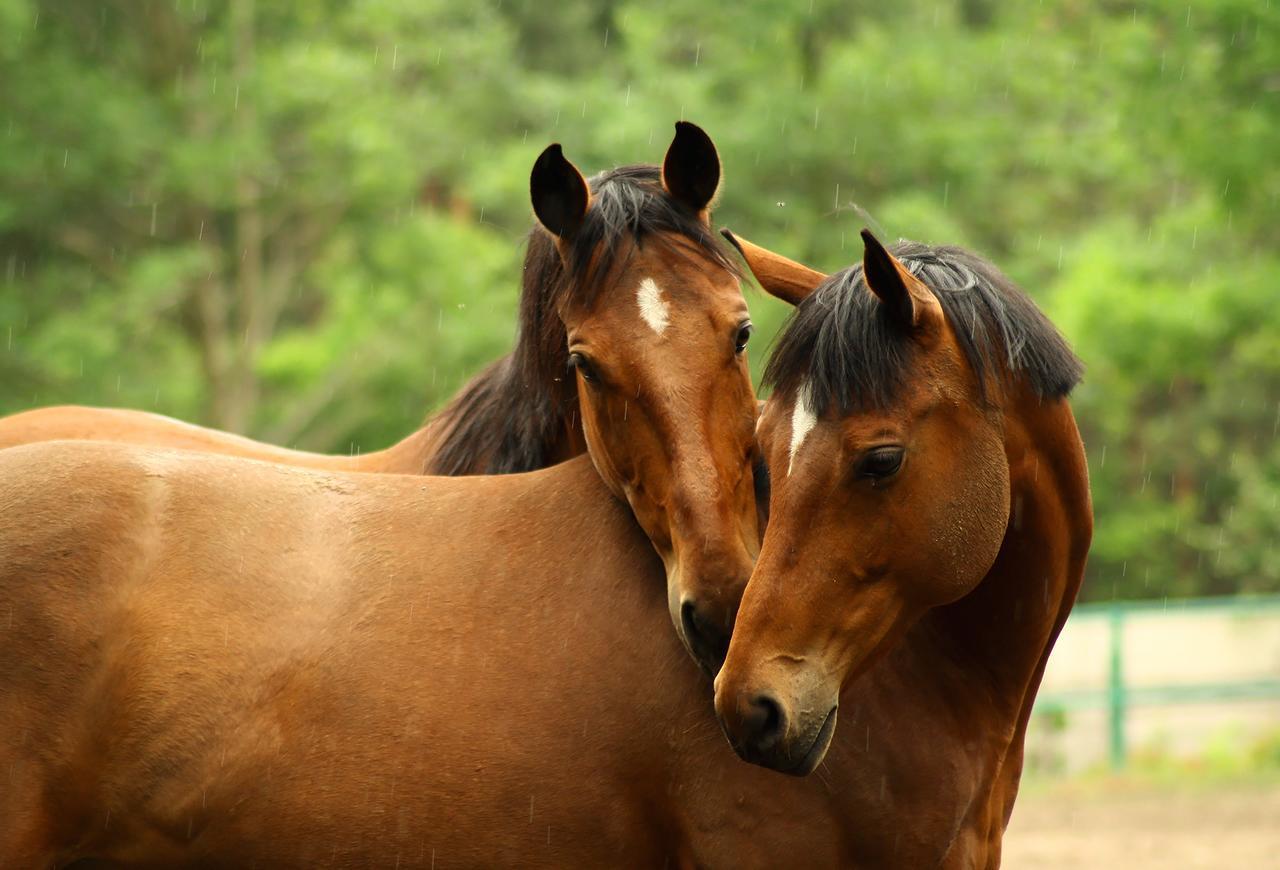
left=2, top=440, right=1069, bottom=868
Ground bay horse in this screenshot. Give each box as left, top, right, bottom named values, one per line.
left=0, top=123, right=773, bottom=672
left=713, top=229, right=1092, bottom=865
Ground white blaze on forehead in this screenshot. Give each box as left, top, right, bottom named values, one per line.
left=787, top=386, right=817, bottom=475
left=636, top=277, right=670, bottom=335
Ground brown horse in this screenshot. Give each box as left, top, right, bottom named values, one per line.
left=713, top=229, right=1092, bottom=865
left=0, top=123, right=771, bottom=671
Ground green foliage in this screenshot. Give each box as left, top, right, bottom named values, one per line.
left=1, top=0, right=1276, bottom=600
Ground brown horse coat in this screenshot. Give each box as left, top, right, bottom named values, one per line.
left=0, top=440, right=996, bottom=868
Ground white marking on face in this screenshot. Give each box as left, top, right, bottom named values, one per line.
left=788, top=386, right=817, bottom=475
left=637, top=277, right=670, bottom=335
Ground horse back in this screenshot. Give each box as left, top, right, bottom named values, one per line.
left=0, top=405, right=386, bottom=470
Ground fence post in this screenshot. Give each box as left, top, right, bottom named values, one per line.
left=1107, top=604, right=1126, bottom=769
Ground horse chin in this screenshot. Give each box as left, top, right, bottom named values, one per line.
left=788, top=706, right=839, bottom=772
left=733, top=704, right=837, bottom=777
left=781, top=705, right=838, bottom=776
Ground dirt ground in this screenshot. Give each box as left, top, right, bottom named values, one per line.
left=1002, top=779, right=1280, bottom=869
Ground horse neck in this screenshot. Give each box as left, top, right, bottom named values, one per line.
left=921, top=392, right=1089, bottom=709
left=908, top=386, right=1091, bottom=843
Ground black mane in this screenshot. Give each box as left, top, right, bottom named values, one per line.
left=763, top=241, right=1083, bottom=414
left=426, top=164, right=738, bottom=475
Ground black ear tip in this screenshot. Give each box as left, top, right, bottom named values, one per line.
left=532, top=144, right=570, bottom=176
left=719, top=227, right=743, bottom=253
left=862, top=228, right=894, bottom=263
left=673, top=120, right=712, bottom=146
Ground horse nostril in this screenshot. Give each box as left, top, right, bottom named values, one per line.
left=680, top=601, right=702, bottom=644
left=680, top=601, right=729, bottom=664
left=680, top=601, right=721, bottom=649
left=743, top=693, right=785, bottom=752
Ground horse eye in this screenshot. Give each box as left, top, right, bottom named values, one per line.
left=857, top=447, right=904, bottom=481
left=567, top=352, right=599, bottom=384
left=734, top=322, right=754, bottom=354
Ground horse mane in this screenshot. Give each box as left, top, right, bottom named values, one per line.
left=764, top=241, right=1083, bottom=414
left=425, top=164, right=739, bottom=476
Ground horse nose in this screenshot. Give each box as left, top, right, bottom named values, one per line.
left=680, top=600, right=731, bottom=673
left=738, top=692, right=786, bottom=754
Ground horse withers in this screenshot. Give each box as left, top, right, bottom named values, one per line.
left=714, top=229, right=1092, bottom=865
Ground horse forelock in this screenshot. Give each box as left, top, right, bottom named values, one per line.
left=764, top=241, right=1084, bottom=417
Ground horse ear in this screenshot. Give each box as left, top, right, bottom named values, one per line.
left=860, top=229, right=936, bottom=329
left=721, top=230, right=826, bottom=305
left=662, top=121, right=720, bottom=219
left=531, top=143, right=590, bottom=239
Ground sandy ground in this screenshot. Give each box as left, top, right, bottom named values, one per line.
left=1002, top=780, right=1280, bottom=869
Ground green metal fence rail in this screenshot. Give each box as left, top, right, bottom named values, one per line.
left=1034, top=595, right=1280, bottom=769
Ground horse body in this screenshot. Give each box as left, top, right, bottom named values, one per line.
left=2, top=440, right=988, bottom=868
left=0, top=443, right=665, bottom=866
